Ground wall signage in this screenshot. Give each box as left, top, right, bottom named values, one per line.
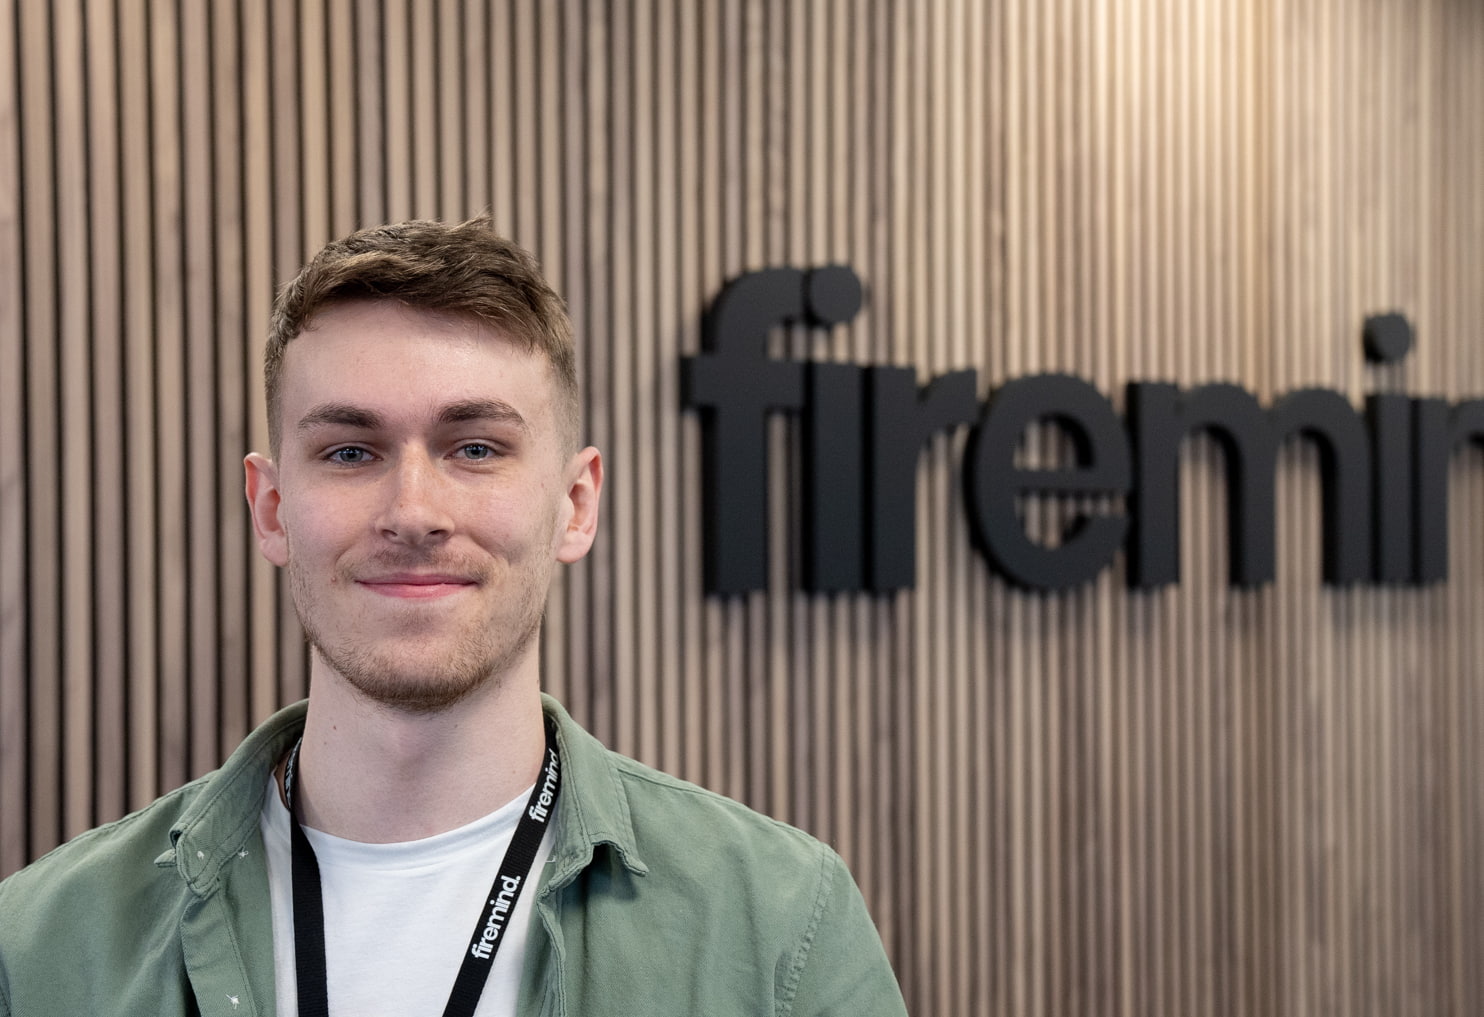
left=682, top=266, right=1484, bottom=596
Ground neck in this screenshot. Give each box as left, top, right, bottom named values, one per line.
left=286, top=659, right=547, bottom=843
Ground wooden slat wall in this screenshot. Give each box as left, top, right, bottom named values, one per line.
left=3, top=1, right=1483, bottom=1014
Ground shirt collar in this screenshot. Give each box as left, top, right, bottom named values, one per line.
left=161, top=701, right=308, bottom=894
left=161, top=695, right=645, bottom=894
left=539, top=694, right=650, bottom=887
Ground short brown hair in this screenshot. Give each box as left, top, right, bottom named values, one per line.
left=265, top=215, right=579, bottom=455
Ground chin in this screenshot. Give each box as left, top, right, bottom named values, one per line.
left=309, top=628, right=535, bottom=714
left=342, top=664, right=501, bottom=714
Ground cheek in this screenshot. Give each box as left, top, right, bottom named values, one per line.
left=547, top=498, right=574, bottom=554
left=279, top=496, right=353, bottom=565
left=475, top=492, right=561, bottom=552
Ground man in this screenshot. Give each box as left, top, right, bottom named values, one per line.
left=0, top=217, right=909, bottom=1017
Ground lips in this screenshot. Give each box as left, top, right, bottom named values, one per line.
left=356, top=572, right=478, bottom=600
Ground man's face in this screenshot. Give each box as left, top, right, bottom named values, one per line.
left=245, top=298, right=601, bottom=712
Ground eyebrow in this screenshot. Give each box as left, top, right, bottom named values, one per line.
left=297, top=402, right=383, bottom=432
left=437, top=399, right=529, bottom=432
left=295, top=399, right=529, bottom=434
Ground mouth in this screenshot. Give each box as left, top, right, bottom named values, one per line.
left=356, top=573, right=479, bottom=600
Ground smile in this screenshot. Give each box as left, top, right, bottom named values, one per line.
left=356, top=574, right=478, bottom=600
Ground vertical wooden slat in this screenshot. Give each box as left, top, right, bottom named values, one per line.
left=242, top=0, right=280, bottom=730
left=0, top=0, right=27, bottom=877
left=459, top=1, right=488, bottom=220
left=675, top=0, right=706, bottom=788
left=510, top=0, right=536, bottom=241
left=181, top=0, right=219, bottom=779
left=703, top=0, right=736, bottom=805
left=51, top=0, right=92, bottom=842
left=355, top=0, right=385, bottom=225
left=118, top=0, right=159, bottom=812
left=606, top=0, right=638, bottom=762
left=579, top=0, right=613, bottom=746
left=630, top=0, right=662, bottom=771
left=299, top=0, right=329, bottom=246
left=327, top=0, right=356, bottom=233
left=545, top=0, right=580, bottom=713
left=83, top=0, right=126, bottom=827
left=211, top=0, right=251, bottom=755
left=269, top=0, right=309, bottom=705
left=149, top=0, right=188, bottom=791
left=381, top=0, right=410, bottom=221
left=651, top=0, right=682, bottom=781
left=436, top=0, right=462, bottom=217
left=19, top=0, right=60, bottom=860
left=485, top=1, right=512, bottom=234
left=409, top=0, right=435, bottom=219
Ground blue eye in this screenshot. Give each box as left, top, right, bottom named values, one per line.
left=328, top=447, right=370, bottom=464
left=459, top=443, right=495, bottom=460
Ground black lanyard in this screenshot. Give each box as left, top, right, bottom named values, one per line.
left=283, top=716, right=562, bottom=1017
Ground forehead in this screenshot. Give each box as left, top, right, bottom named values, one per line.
left=279, top=299, right=559, bottom=426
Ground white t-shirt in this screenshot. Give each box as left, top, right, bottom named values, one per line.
left=260, top=779, right=553, bottom=1017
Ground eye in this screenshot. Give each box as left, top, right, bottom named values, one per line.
left=327, top=446, right=372, bottom=465
left=456, top=442, right=498, bottom=461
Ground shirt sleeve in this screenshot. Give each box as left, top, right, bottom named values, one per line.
left=777, top=850, right=910, bottom=1017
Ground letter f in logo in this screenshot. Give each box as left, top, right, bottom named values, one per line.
left=683, top=267, right=863, bottom=594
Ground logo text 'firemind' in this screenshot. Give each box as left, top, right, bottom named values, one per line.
left=682, top=266, right=1483, bottom=595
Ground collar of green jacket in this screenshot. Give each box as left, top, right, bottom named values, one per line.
left=160, top=694, right=649, bottom=898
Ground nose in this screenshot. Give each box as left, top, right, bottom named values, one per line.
left=376, top=453, right=455, bottom=546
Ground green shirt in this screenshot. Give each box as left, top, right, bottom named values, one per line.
left=0, top=696, right=908, bottom=1017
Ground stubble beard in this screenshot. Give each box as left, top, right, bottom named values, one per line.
left=288, top=552, right=551, bottom=715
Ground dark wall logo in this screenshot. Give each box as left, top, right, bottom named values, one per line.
left=682, top=266, right=1484, bottom=596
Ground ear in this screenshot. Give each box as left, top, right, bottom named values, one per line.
left=555, top=446, right=604, bottom=564
left=244, top=452, right=290, bottom=567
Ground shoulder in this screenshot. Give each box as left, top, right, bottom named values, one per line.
left=539, top=699, right=908, bottom=1015
left=603, top=755, right=907, bottom=1015
left=544, top=695, right=835, bottom=889
left=0, top=701, right=304, bottom=1012
left=610, top=751, right=834, bottom=871
left=0, top=778, right=210, bottom=1011
left=0, top=698, right=305, bottom=916
left=0, top=775, right=209, bottom=914
left=546, top=695, right=852, bottom=931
